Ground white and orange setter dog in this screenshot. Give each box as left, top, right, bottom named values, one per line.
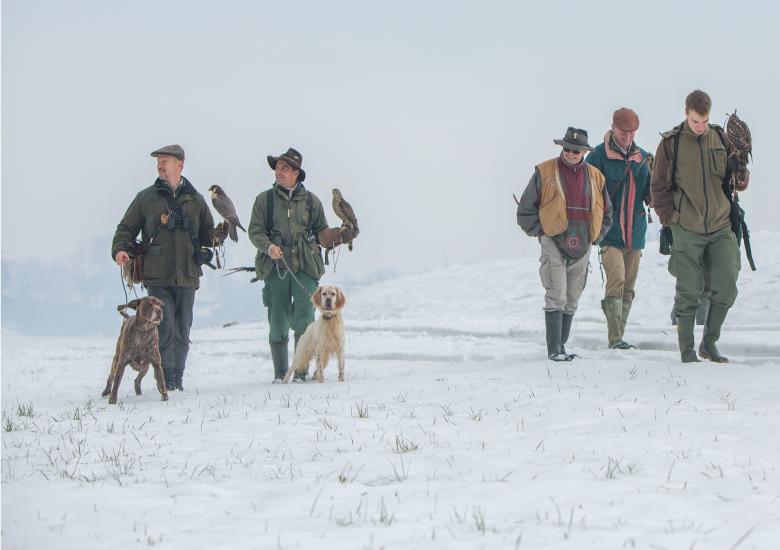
left=283, top=285, right=346, bottom=383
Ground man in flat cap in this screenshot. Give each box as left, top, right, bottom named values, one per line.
left=517, top=128, right=613, bottom=361
left=586, top=108, right=652, bottom=349
left=248, top=147, right=352, bottom=382
left=112, top=144, right=226, bottom=391
left=651, top=90, right=749, bottom=363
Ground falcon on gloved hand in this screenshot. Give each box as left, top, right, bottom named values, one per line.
left=208, top=185, right=246, bottom=242
left=332, top=188, right=359, bottom=251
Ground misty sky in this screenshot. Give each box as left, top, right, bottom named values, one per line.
left=2, top=0, right=778, bottom=278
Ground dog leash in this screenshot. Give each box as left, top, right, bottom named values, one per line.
left=119, top=266, right=141, bottom=305
left=275, top=256, right=315, bottom=299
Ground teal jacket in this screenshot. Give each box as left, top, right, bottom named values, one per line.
left=586, top=133, right=651, bottom=250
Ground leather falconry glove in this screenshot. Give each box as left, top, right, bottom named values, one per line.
left=317, top=227, right=344, bottom=249
left=212, top=222, right=230, bottom=247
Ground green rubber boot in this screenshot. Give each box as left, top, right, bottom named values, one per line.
left=699, top=304, right=729, bottom=363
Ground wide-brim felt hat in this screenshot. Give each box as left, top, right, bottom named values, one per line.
left=267, top=147, right=306, bottom=182
left=553, top=127, right=592, bottom=151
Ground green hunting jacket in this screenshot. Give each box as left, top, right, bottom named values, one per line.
left=651, top=122, right=734, bottom=235
left=248, top=183, right=328, bottom=281
left=111, top=178, right=215, bottom=288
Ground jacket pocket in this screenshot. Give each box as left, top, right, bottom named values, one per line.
left=710, top=148, right=727, bottom=178
left=143, top=244, right=169, bottom=279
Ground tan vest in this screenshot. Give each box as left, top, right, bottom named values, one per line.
left=536, top=158, right=606, bottom=243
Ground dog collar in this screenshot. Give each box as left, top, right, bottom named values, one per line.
left=322, top=312, right=335, bottom=320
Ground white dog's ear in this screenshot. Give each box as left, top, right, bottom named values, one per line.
left=312, top=286, right=323, bottom=308
left=336, top=288, right=346, bottom=309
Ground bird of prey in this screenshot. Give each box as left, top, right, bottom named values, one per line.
left=208, top=185, right=246, bottom=242
left=332, top=188, right=359, bottom=251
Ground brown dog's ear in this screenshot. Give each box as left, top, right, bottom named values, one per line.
left=126, top=299, right=141, bottom=311
left=311, top=286, right=323, bottom=308
left=148, top=296, right=165, bottom=308
left=336, top=288, right=346, bottom=309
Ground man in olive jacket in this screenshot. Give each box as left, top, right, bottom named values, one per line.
left=112, top=144, right=223, bottom=391
left=517, top=128, right=613, bottom=361
left=586, top=108, right=652, bottom=350
left=651, top=90, right=749, bottom=363
left=248, top=148, right=336, bottom=383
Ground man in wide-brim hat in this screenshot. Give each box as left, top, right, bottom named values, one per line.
left=517, top=127, right=613, bottom=361
left=248, top=147, right=352, bottom=383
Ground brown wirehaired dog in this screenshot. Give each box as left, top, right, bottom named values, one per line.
left=283, top=286, right=346, bottom=383
left=102, top=296, right=168, bottom=404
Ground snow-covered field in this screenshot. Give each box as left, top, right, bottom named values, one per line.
left=3, top=232, right=779, bottom=549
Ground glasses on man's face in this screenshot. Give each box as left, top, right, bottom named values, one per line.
left=563, top=148, right=583, bottom=155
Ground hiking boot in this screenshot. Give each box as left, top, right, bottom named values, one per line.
left=545, top=310, right=564, bottom=360
left=676, top=315, right=700, bottom=363
left=609, top=340, right=637, bottom=350
left=698, top=304, right=729, bottom=363
left=292, top=371, right=308, bottom=382
left=270, top=339, right=289, bottom=382
left=602, top=297, right=623, bottom=348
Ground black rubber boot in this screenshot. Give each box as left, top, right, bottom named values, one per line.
left=561, top=312, right=576, bottom=360
left=293, top=331, right=308, bottom=382
left=699, top=304, right=729, bottom=363
left=676, top=315, right=700, bottom=363
left=545, top=311, right=567, bottom=361
left=270, top=339, right=289, bottom=382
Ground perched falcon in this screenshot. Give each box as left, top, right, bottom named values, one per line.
left=208, top=185, right=246, bottom=242
left=332, top=188, right=359, bottom=251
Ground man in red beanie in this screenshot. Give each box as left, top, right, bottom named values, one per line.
left=586, top=108, right=652, bottom=349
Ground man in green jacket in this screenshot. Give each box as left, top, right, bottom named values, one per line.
left=651, top=90, right=749, bottom=363
left=248, top=148, right=349, bottom=382
left=586, top=108, right=652, bottom=349
left=112, top=144, right=225, bottom=391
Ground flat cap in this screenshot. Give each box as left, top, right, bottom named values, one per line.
left=150, top=144, right=185, bottom=161
left=612, top=108, right=639, bottom=132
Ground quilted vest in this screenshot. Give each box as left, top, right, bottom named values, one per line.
left=536, top=158, right=606, bottom=243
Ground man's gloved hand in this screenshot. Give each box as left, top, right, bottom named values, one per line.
left=317, top=227, right=344, bottom=249
left=212, top=222, right=229, bottom=247
left=734, top=165, right=749, bottom=191
left=339, top=226, right=357, bottom=244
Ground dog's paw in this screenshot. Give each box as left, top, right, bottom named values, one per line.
left=161, top=392, right=169, bottom=401
left=108, top=396, right=118, bottom=405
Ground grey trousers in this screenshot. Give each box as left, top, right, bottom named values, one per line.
left=147, top=286, right=195, bottom=385
left=539, top=235, right=590, bottom=313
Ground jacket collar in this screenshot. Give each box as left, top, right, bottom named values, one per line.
left=154, top=176, right=194, bottom=198
left=604, top=131, right=643, bottom=163
left=274, top=181, right=307, bottom=200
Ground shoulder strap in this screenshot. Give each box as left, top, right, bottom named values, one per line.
left=306, top=190, right=314, bottom=233
left=670, top=131, right=681, bottom=193
left=265, top=188, right=275, bottom=237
